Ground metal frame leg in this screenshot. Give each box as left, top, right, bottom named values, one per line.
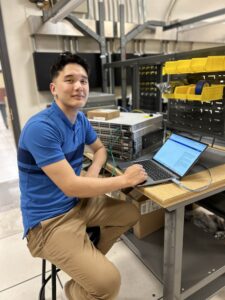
left=163, top=207, right=185, bottom=300
left=51, top=264, right=57, bottom=300
left=39, top=260, right=60, bottom=300
left=41, top=259, right=46, bottom=300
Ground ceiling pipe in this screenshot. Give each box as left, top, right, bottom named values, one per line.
left=107, top=0, right=113, bottom=21
left=141, top=0, right=146, bottom=23
left=128, top=0, right=133, bottom=23
left=164, top=0, right=178, bottom=23
left=137, top=0, right=144, bottom=24
left=87, top=0, right=94, bottom=19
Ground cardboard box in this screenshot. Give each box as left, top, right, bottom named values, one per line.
left=128, top=189, right=165, bottom=239
left=87, top=109, right=120, bottom=120
left=104, top=188, right=164, bottom=239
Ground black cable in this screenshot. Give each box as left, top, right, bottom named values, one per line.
left=211, top=136, right=216, bottom=148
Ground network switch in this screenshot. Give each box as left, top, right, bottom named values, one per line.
left=89, top=112, right=163, bottom=160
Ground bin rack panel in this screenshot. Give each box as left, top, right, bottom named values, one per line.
left=139, top=64, right=161, bottom=112
left=167, top=91, right=225, bottom=137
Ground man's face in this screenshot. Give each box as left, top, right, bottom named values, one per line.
left=50, top=63, right=89, bottom=110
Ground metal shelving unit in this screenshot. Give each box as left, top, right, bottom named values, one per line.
left=104, top=45, right=225, bottom=111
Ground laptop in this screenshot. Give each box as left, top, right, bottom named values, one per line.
left=118, top=133, right=208, bottom=187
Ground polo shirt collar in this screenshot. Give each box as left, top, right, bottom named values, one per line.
left=51, top=101, right=76, bottom=130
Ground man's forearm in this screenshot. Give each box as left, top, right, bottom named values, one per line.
left=86, top=146, right=107, bottom=177
left=42, top=158, right=147, bottom=198
left=71, top=174, right=127, bottom=197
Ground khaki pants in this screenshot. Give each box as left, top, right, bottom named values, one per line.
left=27, top=195, right=140, bottom=300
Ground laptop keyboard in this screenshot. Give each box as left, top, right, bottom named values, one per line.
left=136, top=160, right=172, bottom=181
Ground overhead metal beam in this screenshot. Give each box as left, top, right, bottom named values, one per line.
left=65, top=14, right=101, bottom=43
left=104, top=45, right=225, bottom=69
left=125, top=21, right=156, bottom=43
left=163, top=8, right=225, bottom=31
left=179, top=17, right=225, bottom=32
left=43, top=0, right=85, bottom=23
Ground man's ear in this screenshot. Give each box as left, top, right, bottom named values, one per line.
left=50, top=82, right=57, bottom=97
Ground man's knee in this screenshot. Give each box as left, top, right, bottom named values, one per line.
left=126, top=202, right=140, bottom=227
left=93, top=264, right=121, bottom=299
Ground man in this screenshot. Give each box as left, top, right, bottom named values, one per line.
left=18, top=52, right=147, bottom=300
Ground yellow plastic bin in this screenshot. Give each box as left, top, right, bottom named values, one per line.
left=190, top=57, right=207, bottom=73
left=176, top=59, right=192, bottom=74
left=162, top=92, right=175, bottom=99
left=187, top=85, right=224, bottom=101
left=162, top=67, right=166, bottom=76
left=205, top=56, right=225, bottom=72
left=163, top=61, right=177, bottom=74
left=173, top=85, right=191, bottom=100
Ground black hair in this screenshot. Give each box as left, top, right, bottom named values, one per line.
left=50, top=51, right=90, bottom=81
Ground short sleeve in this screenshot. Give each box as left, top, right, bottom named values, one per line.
left=23, top=121, right=65, bottom=167
left=81, top=114, right=97, bottom=145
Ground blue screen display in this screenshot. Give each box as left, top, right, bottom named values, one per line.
left=153, top=133, right=207, bottom=177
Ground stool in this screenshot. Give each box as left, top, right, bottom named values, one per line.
left=39, top=226, right=100, bottom=300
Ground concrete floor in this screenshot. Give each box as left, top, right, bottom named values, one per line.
left=0, top=114, right=224, bottom=300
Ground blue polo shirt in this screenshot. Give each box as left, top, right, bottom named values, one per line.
left=18, top=101, right=97, bottom=237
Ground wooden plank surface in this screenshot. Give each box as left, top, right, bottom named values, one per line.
left=138, top=164, right=225, bottom=208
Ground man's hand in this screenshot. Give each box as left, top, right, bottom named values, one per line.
left=123, top=164, right=148, bottom=186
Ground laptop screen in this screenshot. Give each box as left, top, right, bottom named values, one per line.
left=153, top=133, right=208, bottom=177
